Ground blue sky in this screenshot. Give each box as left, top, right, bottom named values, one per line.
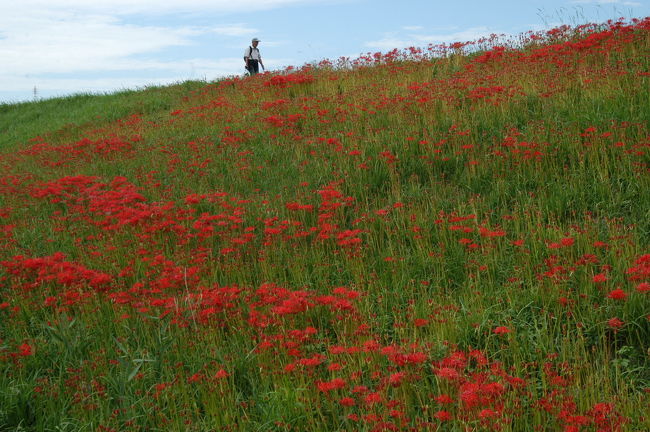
left=0, top=0, right=647, bottom=104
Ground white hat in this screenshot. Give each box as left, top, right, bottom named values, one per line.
left=252, top=38, right=260, bottom=42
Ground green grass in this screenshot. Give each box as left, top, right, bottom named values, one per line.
left=0, top=81, right=210, bottom=152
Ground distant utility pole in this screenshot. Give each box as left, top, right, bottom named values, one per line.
left=33, top=86, right=38, bottom=101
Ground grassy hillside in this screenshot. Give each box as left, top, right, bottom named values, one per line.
left=0, top=81, right=208, bottom=153
left=0, top=18, right=649, bottom=431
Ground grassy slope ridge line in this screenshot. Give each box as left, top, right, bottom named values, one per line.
left=0, top=81, right=209, bottom=153
left=0, top=18, right=649, bottom=432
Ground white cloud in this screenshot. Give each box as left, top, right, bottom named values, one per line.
left=1, top=54, right=293, bottom=96
left=211, top=24, right=259, bottom=37
left=0, top=13, right=199, bottom=75
left=1, top=58, right=242, bottom=91
left=0, top=0, right=323, bottom=98
left=364, top=27, right=500, bottom=51
left=0, top=0, right=324, bottom=16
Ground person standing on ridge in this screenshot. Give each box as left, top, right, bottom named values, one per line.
left=244, top=38, right=264, bottom=75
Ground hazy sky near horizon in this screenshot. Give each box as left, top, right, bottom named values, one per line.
left=0, top=0, right=647, bottom=103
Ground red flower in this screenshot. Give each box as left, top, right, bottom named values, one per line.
left=405, top=352, right=428, bottom=364
left=626, top=254, right=650, bottom=281
left=328, top=362, right=342, bottom=371
left=44, top=296, right=57, bottom=307
left=607, top=317, right=624, bottom=330
left=493, top=326, right=512, bottom=335
left=479, top=408, right=499, bottom=419
left=606, top=289, right=627, bottom=300
left=364, top=392, right=381, bottom=405
left=548, top=237, right=575, bottom=249
left=18, top=343, right=33, bottom=356
left=414, top=318, right=429, bottom=327
left=435, top=394, right=454, bottom=404
left=388, top=372, right=406, bottom=387
left=435, top=367, right=461, bottom=381
left=561, top=237, right=575, bottom=247
left=214, top=369, right=229, bottom=379
left=434, top=410, right=452, bottom=421
left=316, top=378, right=346, bottom=393
left=593, top=273, right=608, bottom=283
left=187, top=373, right=204, bottom=384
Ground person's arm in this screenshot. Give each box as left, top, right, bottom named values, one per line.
left=244, top=47, right=250, bottom=67
left=259, top=55, right=264, bottom=70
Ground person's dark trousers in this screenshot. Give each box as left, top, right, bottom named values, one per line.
left=248, top=59, right=259, bottom=75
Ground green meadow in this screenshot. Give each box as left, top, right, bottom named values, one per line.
left=0, top=19, right=648, bottom=431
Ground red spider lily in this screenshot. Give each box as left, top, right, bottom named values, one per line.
left=264, top=72, right=315, bottom=88
left=606, top=289, right=627, bottom=301
left=352, top=385, right=369, bottom=394
left=414, top=318, right=429, bottom=327
left=439, top=350, right=468, bottom=369
left=214, top=369, right=229, bottom=379
left=434, top=410, right=452, bottom=421
left=327, top=362, right=342, bottom=371
left=593, top=273, right=608, bottom=283
left=17, top=343, right=33, bottom=357
left=187, top=373, right=204, bottom=384
left=626, top=254, right=650, bottom=281
left=478, top=227, right=507, bottom=238
left=316, top=377, right=347, bottom=393
left=434, top=394, right=454, bottom=404
left=285, top=202, right=314, bottom=212
left=2, top=253, right=113, bottom=293
left=434, top=367, right=461, bottom=381
left=379, top=150, right=397, bottom=164
left=153, top=382, right=172, bottom=399
left=478, top=408, right=499, bottom=419
left=364, top=392, right=382, bottom=405
left=388, top=372, right=406, bottom=387
left=607, top=317, right=624, bottom=331
left=298, top=354, right=326, bottom=368
left=548, top=237, right=575, bottom=249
